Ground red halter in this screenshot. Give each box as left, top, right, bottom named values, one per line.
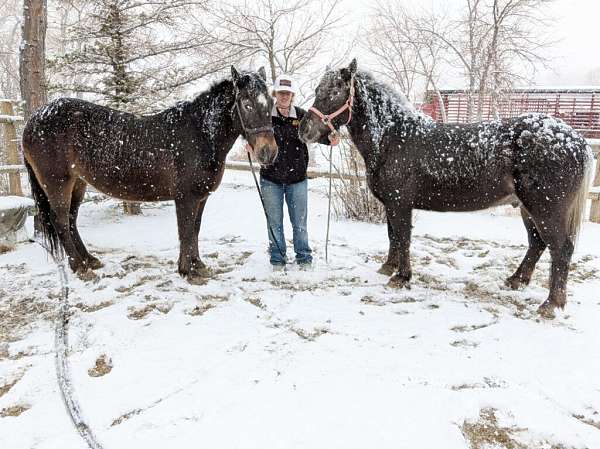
left=308, top=76, right=355, bottom=134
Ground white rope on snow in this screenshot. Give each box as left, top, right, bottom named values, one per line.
left=40, top=241, right=106, bottom=449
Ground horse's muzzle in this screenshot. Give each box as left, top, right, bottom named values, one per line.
left=254, top=134, right=278, bottom=165
left=298, top=115, right=322, bottom=144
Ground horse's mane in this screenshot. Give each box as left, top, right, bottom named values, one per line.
left=353, top=70, right=433, bottom=151
left=163, top=71, right=267, bottom=122
left=201, top=77, right=235, bottom=101
left=161, top=77, right=234, bottom=119
left=355, top=70, right=415, bottom=114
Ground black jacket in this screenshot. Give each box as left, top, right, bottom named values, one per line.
left=260, top=106, right=329, bottom=184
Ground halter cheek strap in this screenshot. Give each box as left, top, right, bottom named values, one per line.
left=309, top=75, right=355, bottom=133
left=233, top=90, right=275, bottom=137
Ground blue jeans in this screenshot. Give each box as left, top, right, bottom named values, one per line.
left=259, top=177, right=312, bottom=266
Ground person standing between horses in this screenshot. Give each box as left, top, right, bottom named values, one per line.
left=247, top=74, right=339, bottom=270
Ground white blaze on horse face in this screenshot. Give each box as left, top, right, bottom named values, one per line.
left=257, top=94, right=268, bottom=108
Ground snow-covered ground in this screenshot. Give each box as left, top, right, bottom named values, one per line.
left=1, top=169, right=600, bottom=449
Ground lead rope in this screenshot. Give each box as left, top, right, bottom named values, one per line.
left=325, top=143, right=333, bottom=263
left=36, top=239, right=105, bottom=449
left=246, top=152, right=287, bottom=262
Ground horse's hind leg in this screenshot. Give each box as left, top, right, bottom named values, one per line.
left=70, top=179, right=103, bottom=270
left=519, top=202, right=574, bottom=318
left=506, top=207, right=546, bottom=290
left=539, top=220, right=574, bottom=318
left=45, top=176, right=88, bottom=274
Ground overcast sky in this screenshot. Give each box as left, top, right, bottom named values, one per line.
left=343, top=0, right=600, bottom=88
left=538, top=0, right=600, bottom=85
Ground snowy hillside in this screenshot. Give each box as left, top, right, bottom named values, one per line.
left=1, top=170, right=600, bottom=449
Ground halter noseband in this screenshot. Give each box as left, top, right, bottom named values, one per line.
left=233, top=90, right=275, bottom=138
left=309, top=75, right=355, bottom=134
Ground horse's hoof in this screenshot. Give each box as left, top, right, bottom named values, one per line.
left=86, top=257, right=104, bottom=270
left=505, top=275, right=527, bottom=290
left=186, top=273, right=208, bottom=285
left=76, top=268, right=98, bottom=282
left=537, top=301, right=557, bottom=319
left=181, top=264, right=212, bottom=285
left=387, top=274, right=410, bottom=289
left=194, top=264, right=212, bottom=277
left=377, top=263, right=396, bottom=276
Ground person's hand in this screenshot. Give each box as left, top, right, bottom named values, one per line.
left=328, top=133, right=340, bottom=146
left=245, top=143, right=253, bottom=153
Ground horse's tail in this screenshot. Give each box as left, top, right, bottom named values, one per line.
left=568, top=146, right=594, bottom=244
left=25, top=160, right=63, bottom=259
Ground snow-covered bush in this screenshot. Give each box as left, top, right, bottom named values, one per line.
left=330, top=137, right=386, bottom=223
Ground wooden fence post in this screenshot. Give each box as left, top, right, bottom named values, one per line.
left=0, top=100, right=23, bottom=196
left=589, top=144, right=600, bottom=223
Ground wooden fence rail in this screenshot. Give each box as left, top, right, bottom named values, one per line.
left=2, top=100, right=599, bottom=221
left=3, top=153, right=600, bottom=223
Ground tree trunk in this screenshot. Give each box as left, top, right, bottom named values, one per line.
left=105, top=3, right=141, bottom=215
left=467, top=73, right=477, bottom=122
left=19, top=0, right=48, bottom=120
left=20, top=0, right=48, bottom=235
left=476, top=82, right=486, bottom=121
left=434, top=88, right=447, bottom=123
left=268, top=49, right=277, bottom=83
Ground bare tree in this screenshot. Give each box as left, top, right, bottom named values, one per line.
left=204, top=0, right=346, bottom=100
left=325, top=132, right=385, bottom=223
left=475, top=0, right=555, bottom=119
left=206, top=0, right=350, bottom=167
left=0, top=0, right=22, bottom=100
left=365, top=4, right=421, bottom=101
left=417, top=0, right=555, bottom=121
left=364, top=1, right=447, bottom=120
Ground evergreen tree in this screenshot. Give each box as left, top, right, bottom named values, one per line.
left=49, top=0, right=221, bottom=113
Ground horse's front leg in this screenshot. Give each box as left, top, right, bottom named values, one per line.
left=378, top=217, right=400, bottom=276
left=385, top=207, right=413, bottom=289
left=175, top=193, right=208, bottom=283
left=193, top=198, right=208, bottom=269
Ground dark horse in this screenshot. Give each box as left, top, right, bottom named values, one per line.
left=23, top=67, right=277, bottom=283
left=300, top=59, right=593, bottom=318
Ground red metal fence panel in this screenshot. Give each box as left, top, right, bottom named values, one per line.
left=422, top=88, right=600, bottom=139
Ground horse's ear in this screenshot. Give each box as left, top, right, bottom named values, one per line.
left=341, top=58, right=358, bottom=82
left=349, top=58, right=357, bottom=75
left=231, top=66, right=240, bottom=85
left=258, top=66, right=267, bottom=81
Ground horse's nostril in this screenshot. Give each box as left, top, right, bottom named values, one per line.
left=299, top=122, right=307, bottom=135
left=266, top=148, right=277, bottom=163
left=259, top=146, right=270, bottom=163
